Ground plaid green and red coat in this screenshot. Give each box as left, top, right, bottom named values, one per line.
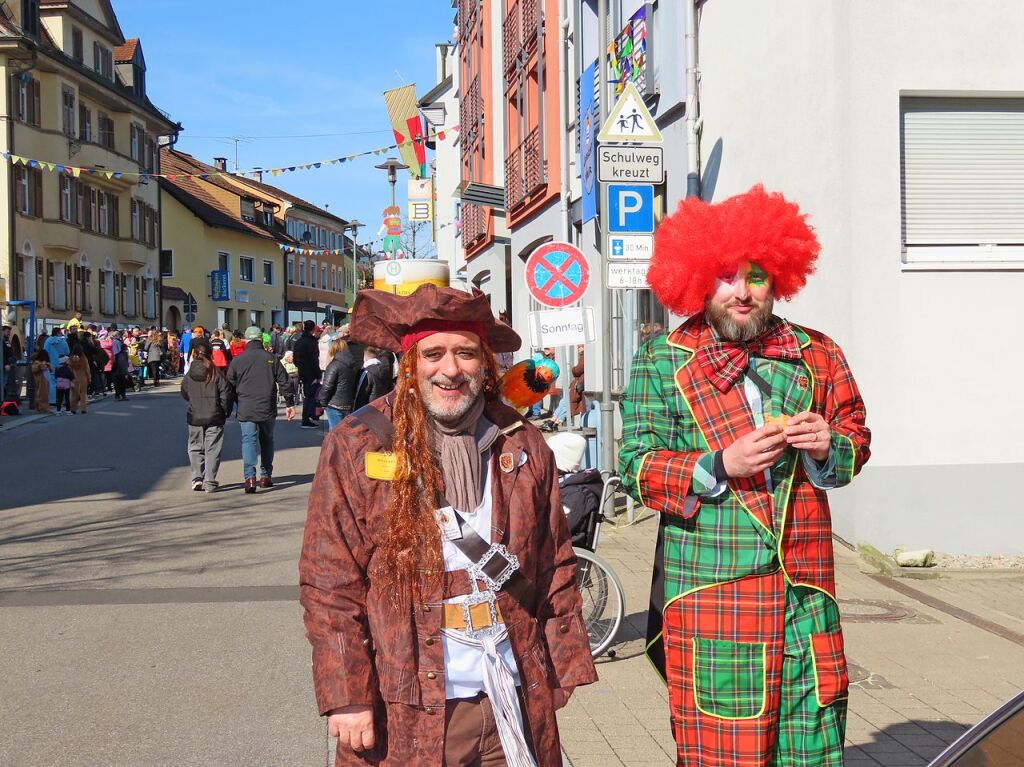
left=618, top=314, right=871, bottom=675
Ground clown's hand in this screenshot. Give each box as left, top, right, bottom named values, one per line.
left=784, top=411, right=831, bottom=461
left=722, top=424, right=787, bottom=478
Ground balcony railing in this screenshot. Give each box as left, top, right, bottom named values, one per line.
left=503, top=1, right=520, bottom=76
left=521, top=0, right=538, bottom=52
left=504, top=127, right=546, bottom=211
left=462, top=202, right=487, bottom=249
left=460, top=75, right=483, bottom=147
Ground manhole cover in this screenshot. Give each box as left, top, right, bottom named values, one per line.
left=66, top=467, right=115, bottom=474
left=839, top=598, right=937, bottom=624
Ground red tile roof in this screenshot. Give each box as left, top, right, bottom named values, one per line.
left=159, top=149, right=276, bottom=241
left=114, top=38, right=138, bottom=63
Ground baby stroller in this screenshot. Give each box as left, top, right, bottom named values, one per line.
left=549, top=432, right=626, bottom=658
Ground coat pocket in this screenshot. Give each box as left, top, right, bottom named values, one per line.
left=692, top=637, right=767, bottom=720
left=810, top=629, right=849, bottom=706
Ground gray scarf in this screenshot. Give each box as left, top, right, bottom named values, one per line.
left=431, top=396, right=498, bottom=513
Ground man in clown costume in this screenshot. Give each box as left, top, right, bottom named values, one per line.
left=619, top=185, right=871, bottom=766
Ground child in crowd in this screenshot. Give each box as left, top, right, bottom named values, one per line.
left=53, top=356, right=73, bottom=414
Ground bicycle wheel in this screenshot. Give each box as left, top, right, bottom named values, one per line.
left=573, top=547, right=626, bottom=657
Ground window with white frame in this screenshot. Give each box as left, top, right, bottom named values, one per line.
left=330, top=266, right=336, bottom=291
left=310, top=259, right=318, bottom=288
left=240, top=256, right=254, bottom=283
left=287, top=256, right=295, bottom=284
left=263, top=260, right=274, bottom=285
left=78, top=103, right=92, bottom=142
left=902, top=96, right=1024, bottom=264
left=299, top=257, right=306, bottom=286
left=59, top=176, right=75, bottom=223
left=321, top=264, right=327, bottom=291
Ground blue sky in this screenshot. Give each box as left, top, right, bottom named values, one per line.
left=114, top=0, right=454, bottom=248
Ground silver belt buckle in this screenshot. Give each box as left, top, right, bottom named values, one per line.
left=461, top=590, right=501, bottom=640
left=468, top=542, right=520, bottom=593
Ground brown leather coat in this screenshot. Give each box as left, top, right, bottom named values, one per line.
left=299, top=398, right=598, bottom=766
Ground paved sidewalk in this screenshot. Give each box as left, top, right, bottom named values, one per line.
left=558, top=510, right=1024, bottom=767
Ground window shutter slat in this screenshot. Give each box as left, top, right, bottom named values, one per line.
left=902, top=98, right=1024, bottom=246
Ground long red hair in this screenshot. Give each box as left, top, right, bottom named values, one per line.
left=374, top=338, right=501, bottom=602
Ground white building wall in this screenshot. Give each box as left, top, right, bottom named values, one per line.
left=424, top=44, right=462, bottom=277
left=698, top=0, right=1024, bottom=554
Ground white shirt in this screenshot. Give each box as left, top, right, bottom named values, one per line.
left=438, top=454, right=522, bottom=699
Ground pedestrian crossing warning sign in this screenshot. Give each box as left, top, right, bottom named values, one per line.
left=597, top=82, right=663, bottom=144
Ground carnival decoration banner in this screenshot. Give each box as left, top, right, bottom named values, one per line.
left=0, top=126, right=459, bottom=182
left=383, top=84, right=428, bottom=178
left=608, top=5, right=647, bottom=96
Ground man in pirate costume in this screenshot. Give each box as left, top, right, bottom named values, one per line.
left=619, top=185, right=871, bottom=766
left=299, top=283, right=596, bottom=767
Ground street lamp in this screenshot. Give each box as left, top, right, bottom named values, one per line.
left=374, top=157, right=409, bottom=208
left=346, top=219, right=364, bottom=308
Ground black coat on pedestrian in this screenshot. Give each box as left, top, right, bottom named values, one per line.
left=317, top=350, right=358, bottom=411
left=292, top=331, right=320, bottom=382
left=225, top=340, right=295, bottom=422
left=352, top=360, right=394, bottom=411
left=181, top=360, right=235, bottom=427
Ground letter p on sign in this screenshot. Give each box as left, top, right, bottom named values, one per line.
left=606, top=183, right=655, bottom=234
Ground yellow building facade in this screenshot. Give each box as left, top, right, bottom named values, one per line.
left=0, top=0, right=177, bottom=337
left=159, top=149, right=287, bottom=333
left=216, top=174, right=356, bottom=326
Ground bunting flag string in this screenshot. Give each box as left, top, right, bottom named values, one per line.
left=277, top=217, right=461, bottom=258
left=0, top=126, right=460, bottom=182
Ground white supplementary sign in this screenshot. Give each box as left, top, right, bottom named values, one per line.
left=407, top=178, right=433, bottom=222
left=596, top=81, right=663, bottom=144
left=608, top=234, right=654, bottom=260
left=384, top=260, right=403, bottom=285
left=607, top=262, right=650, bottom=290
left=528, top=307, right=596, bottom=348
left=598, top=145, right=664, bottom=183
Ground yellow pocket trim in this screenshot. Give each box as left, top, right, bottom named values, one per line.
left=691, top=637, right=769, bottom=721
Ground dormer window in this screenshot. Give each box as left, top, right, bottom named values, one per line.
left=21, top=0, right=40, bottom=39
left=71, top=28, right=84, bottom=62
left=93, top=43, right=113, bottom=80
left=240, top=199, right=256, bottom=223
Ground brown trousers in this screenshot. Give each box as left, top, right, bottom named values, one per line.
left=443, top=694, right=507, bottom=767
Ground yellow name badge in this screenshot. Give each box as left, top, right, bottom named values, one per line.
left=365, top=451, right=398, bottom=481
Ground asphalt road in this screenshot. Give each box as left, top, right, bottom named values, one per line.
left=0, top=384, right=332, bottom=766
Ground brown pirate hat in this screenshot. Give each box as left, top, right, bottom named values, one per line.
left=349, top=284, right=521, bottom=354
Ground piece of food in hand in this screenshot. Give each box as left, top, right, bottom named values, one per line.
left=764, top=414, right=790, bottom=431
left=499, top=358, right=560, bottom=410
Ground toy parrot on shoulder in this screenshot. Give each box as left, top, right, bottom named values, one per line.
left=499, top=358, right=560, bottom=412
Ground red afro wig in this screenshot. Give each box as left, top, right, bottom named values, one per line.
left=647, top=184, right=820, bottom=316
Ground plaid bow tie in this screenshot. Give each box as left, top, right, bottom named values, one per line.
left=697, top=320, right=802, bottom=393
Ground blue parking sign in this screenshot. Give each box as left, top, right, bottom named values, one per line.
left=606, top=183, right=655, bottom=233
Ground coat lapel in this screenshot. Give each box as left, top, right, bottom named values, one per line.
left=485, top=402, right=528, bottom=543
left=668, top=318, right=775, bottom=537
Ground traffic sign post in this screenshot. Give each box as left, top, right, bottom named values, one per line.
left=598, top=145, right=664, bottom=183
left=596, top=81, right=664, bottom=144
left=608, top=234, right=653, bottom=260
left=607, top=262, right=650, bottom=289
left=525, top=241, right=591, bottom=309
left=605, top=183, right=655, bottom=234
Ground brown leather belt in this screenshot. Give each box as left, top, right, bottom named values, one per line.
left=442, top=601, right=504, bottom=632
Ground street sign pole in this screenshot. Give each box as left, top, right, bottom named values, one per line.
left=597, top=0, right=615, bottom=478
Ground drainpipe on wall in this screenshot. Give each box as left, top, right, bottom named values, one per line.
left=685, top=0, right=701, bottom=198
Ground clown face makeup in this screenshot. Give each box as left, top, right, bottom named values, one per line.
left=705, top=261, right=775, bottom=342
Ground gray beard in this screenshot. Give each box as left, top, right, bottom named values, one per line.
left=421, top=372, right=485, bottom=424
left=705, top=301, right=775, bottom=342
